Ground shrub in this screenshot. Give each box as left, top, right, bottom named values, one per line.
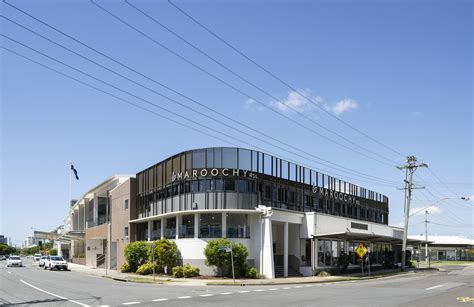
left=136, top=262, right=161, bottom=275
left=336, top=252, right=351, bottom=273
left=317, top=270, right=331, bottom=277
left=121, top=262, right=132, bottom=273
left=204, top=238, right=248, bottom=277
left=245, top=266, right=260, bottom=279
left=183, top=264, right=200, bottom=278
left=172, top=265, right=184, bottom=278
left=149, top=239, right=180, bottom=274
left=172, top=264, right=200, bottom=278
left=48, top=249, right=58, bottom=256
left=124, top=241, right=150, bottom=272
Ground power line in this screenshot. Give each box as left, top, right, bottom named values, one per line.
left=167, top=0, right=406, bottom=158
left=88, top=0, right=395, bottom=168
left=0, top=37, right=396, bottom=190
left=124, top=0, right=398, bottom=165
left=0, top=13, right=399, bottom=186
left=429, top=221, right=473, bottom=228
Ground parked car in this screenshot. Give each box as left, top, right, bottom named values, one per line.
left=0, top=255, right=6, bottom=261
left=33, top=253, right=42, bottom=262
left=39, top=256, right=48, bottom=267
left=44, top=256, right=68, bottom=271
left=7, top=255, right=22, bottom=267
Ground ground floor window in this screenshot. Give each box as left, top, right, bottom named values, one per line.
left=199, top=213, right=222, bottom=238
left=226, top=214, right=250, bottom=238
left=318, top=240, right=344, bottom=267
left=179, top=214, right=194, bottom=238
left=151, top=220, right=161, bottom=240
left=165, top=217, right=176, bottom=238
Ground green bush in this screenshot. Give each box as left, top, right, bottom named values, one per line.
left=204, top=238, right=248, bottom=277
left=245, top=266, right=261, bottom=279
left=172, top=264, right=200, bottom=278
left=124, top=241, right=150, bottom=272
left=172, top=265, right=184, bottom=278
left=317, top=270, right=331, bottom=277
left=48, top=249, right=58, bottom=256
left=121, top=262, right=132, bottom=273
left=148, top=239, right=180, bottom=274
left=336, top=252, right=351, bottom=273
left=183, top=264, right=200, bottom=278
left=136, top=262, right=161, bottom=275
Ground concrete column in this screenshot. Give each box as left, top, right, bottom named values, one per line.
left=261, top=216, right=275, bottom=279
left=175, top=215, right=179, bottom=240
left=222, top=212, right=227, bottom=238
left=194, top=214, right=199, bottom=239
left=283, top=222, right=288, bottom=277
left=57, top=241, right=62, bottom=257
left=314, top=238, right=319, bottom=269
left=147, top=220, right=152, bottom=241
left=160, top=218, right=164, bottom=239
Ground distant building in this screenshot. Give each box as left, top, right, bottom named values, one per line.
left=0, top=235, right=8, bottom=245
left=409, top=235, right=474, bottom=261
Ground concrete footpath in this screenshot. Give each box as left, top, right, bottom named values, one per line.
left=66, top=262, right=429, bottom=287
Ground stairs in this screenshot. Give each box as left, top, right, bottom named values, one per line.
left=274, top=265, right=302, bottom=277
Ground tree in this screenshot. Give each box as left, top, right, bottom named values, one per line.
left=148, top=239, right=180, bottom=274
left=124, top=241, right=150, bottom=272
left=0, top=244, right=16, bottom=255
left=48, top=248, right=58, bottom=256
left=204, top=238, right=248, bottom=277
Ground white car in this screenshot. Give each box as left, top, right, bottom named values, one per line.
left=39, top=256, right=48, bottom=267
left=44, top=256, right=68, bottom=271
left=7, top=256, right=22, bottom=267
left=33, top=253, right=41, bottom=262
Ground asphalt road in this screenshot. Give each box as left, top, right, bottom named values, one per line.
left=1, top=257, right=472, bottom=306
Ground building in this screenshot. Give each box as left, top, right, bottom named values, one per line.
left=409, top=235, right=474, bottom=261
left=0, top=235, right=9, bottom=245
left=130, top=147, right=409, bottom=278
left=58, top=175, right=134, bottom=268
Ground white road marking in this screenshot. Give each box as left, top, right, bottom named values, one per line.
left=122, top=302, right=140, bottom=305
left=254, top=289, right=265, bottom=292
left=199, top=294, right=214, bottom=297
left=152, top=298, right=168, bottom=302
left=7, top=271, right=11, bottom=274
left=238, top=290, right=250, bottom=293
left=294, top=285, right=303, bottom=288
left=269, top=288, right=278, bottom=291
left=19, top=280, right=89, bottom=306
left=220, top=292, right=232, bottom=295
left=304, top=284, right=313, bottom=287
left=426, top=284, right=444, bottom=291
left=177, top=296, right=192, bottom=299
left=282, top=287, right=291, bottom=290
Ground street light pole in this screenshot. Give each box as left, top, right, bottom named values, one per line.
left=425, top=210, right=429, bottom=265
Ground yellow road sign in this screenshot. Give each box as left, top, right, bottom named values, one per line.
left=355, top=243, right=368, bottom=258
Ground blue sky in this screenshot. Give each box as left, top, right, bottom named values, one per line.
left=1, top=0, right=472, bottom=246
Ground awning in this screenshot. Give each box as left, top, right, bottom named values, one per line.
left=312, top=231, right=431, bottom=245
left=56, top=232, right=85, bottom=243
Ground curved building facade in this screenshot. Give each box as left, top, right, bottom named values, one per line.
left=131, top=147, right=402, bottom=278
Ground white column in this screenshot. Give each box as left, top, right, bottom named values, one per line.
left=57, top=241, right=62, bottom=257
left=175, top=216, right=179, bottom=240
left=147, top=220, right=152, bottom=241
left=194, top=214, right=199, bottom=239
left=261, top=216, right=275, bottom=278
left=160, top=218, right=164, bottom=239
left=222, top=212, right=227, bottom=238
left=314, top=238, right=319, bottom=270
left=283, top=222, right=288, bottom=277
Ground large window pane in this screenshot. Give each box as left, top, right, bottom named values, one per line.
left=179, top=214, right=194, bottom=238
left=282, top=160, right=289, bottom=180
left=224, top=178, right=235, bottom=191
left=206, top=148, right=214, bottom=168
left=214, top=148, right=222, bottom=168
left=238, top=149, right=251, bottom=171
left=290, top=163, right=296, bottom=181
left=222, top=148, right=237, bottom=168
left=226, top=214, right=249, bottom=238
left=199, top=214, right=222, bottom=238
left=192, top=149, right=206, bottom=168
left=252, top=151, right=258, bottom=172
left=165, top=217, right=176, bottom=238
left=264, top=154, right=272, bottom=175
left=151, top=220, right=161, bottom=240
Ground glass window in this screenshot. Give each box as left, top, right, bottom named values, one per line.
left=237, top=180, right=249, bottom=193
left=165, top=217, right=176, bottom=238
left=264, top=154, right=271, bottom=175
left=252, top=151, right=258, bottom=172
left=304, top=168, right=311, bottom=185
left=179, top=214, right=194, bottom=238
left=186, top=152, right=192, bottom=173
left=191, top=181, right=199, bottom=193
left=151, top=220, right=161, bottom=240
left=199, top=213, right=222, bottom=238
left=215, top=179, right=224, bottom=191
left=206, top=148, right=214, bottom=168
left=214, top=148, right=222, bottom=168
left=238, top=149, right=251, bottom=171
left=282, top=160, right=289, bottom=180
left=224, top=178, right=235, bottom=191
left=226, top=214, right=249, bottom=238
left=222, top=148, right=237, bottom=168
left=172, top=155, right=181, bottom=176
left=290, top=163, right=296, bottom=181
left=165, top=159, right=172, bottom=184
left=124, top=199, right=129, bottom=210
left=192, top=149, right=206, bottom=168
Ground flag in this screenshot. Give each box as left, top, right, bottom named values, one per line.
left=71, top=164, right=79, bottom=180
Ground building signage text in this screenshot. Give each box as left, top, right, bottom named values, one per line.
left=312, top=185, right=360, bottom=205
left=172, top=168, right=257, bottom=182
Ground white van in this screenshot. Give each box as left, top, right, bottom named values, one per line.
left=34, top=253, right=42, bottom=262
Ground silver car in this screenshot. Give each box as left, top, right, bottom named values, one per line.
left=7, top=255, right=22, bottom=267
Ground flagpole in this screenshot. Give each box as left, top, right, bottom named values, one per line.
left=69, top=161, right=72, bottom=208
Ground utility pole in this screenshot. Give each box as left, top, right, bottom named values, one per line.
left=424, top=210, right=429, bottom=265
left=397, top=156, right=428, bottom=272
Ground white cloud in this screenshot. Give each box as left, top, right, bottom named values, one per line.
left=244, top=98, right=264, bottom=111
left=410, top=206, right=443, bottom=217
left=326, top=98, right=358, bottom=116
left=269, top=89, right=322, bottom=113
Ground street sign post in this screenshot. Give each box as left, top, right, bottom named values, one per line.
left=219, top=246, right=235, bottom=283
left=150, top=242, right=155, bottom=282
left=355, top=243, right=368, bottom=275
